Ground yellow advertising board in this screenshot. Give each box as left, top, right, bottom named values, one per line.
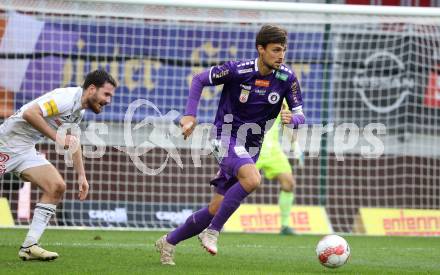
left=0, top=197, right=14, bottom=226
left=359, top=208, right=440, bottom=236
left=224, top=204, right=332, bottom=234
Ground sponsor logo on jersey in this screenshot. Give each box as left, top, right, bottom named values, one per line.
left=213, top=69, right=229, bottom=79
left=240, top=84, right=252, bottom=90
left=238, top=68, right=253, bottom=74
left=275, top=71, right=288, bottom=81
left=0, top=152, right=10, bottom=175
left=254, top=89, right=266, bottom=95
left=255, top=79, right=270, bottom=87
left=268, top=92, right=280, bottom=104
left=234, top=146, right=248, bottom=156
left=291, top=81, right=298, bottom=95
left=61, top=115, right=72, bottom=122
left=239, top=89, right=250, bottom=103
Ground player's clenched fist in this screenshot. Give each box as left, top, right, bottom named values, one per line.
left=180, top=115, right=197, bottom=140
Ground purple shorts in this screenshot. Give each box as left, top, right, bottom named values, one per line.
left=209, top=137, right=260, bottom=195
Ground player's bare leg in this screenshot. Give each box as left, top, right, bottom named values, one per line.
left=207, top=193, right=224, bottom=215
left=18, top=165, right=65, bottom=261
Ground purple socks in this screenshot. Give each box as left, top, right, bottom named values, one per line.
left=166, top=182, right=250, bottom=245
left=166, top=207, right=214, bottom=245
left=208, top=182, right=249, bottom=232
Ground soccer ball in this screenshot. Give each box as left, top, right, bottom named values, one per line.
left=316, top=234, right=350, bottom=268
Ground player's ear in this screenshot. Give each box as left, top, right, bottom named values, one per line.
left=87, top=84, right=97, bottom=94
left=257, top=45, right=265, bottom=55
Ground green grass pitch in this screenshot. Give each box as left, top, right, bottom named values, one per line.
left=1, top=228, right=439, bottom=274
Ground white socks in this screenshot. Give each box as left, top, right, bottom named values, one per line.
left=22, top=203, right=56, bottom=248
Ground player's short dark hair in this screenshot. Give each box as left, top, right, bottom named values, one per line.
left=82, top=69, right=117, bottom=90
left=255, top=24, right=288, bottom=49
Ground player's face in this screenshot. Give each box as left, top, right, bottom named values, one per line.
left=88, top=82, right=115, bottom=114
left=259, top=43, right=286, bottom=71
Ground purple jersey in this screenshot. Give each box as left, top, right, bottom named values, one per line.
left=208, top=58, right=303, bottom=148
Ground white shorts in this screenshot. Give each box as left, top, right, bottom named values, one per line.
left=0, top=146, right=50, bottom=176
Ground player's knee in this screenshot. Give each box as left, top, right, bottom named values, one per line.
left=279, top=173, right=295, bottom=192
left=281, top=180, right=294, bottom=192
left=49, top=180, right=66, bottom=198
left=241, top=172, right=261, bottom=192
left=281, top=185, right=294, bottom=193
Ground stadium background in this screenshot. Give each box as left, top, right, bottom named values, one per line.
left=1, top=0, right=439, bottom=235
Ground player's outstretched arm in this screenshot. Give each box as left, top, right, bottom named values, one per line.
left=182, top=70, right=212, bottom=140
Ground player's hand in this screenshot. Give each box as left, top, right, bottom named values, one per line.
left=56, top=134, right=80, bottom=152
left=280, top=109, right=292, bottom=124
left=180, top=115, right=197, bottom=140
left=65, top=135, right=80, bottom=151
left=78, top=175, right=89, bottom=201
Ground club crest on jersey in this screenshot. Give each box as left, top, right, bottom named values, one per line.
left=239, top=89, right=250, bottom=103
left=268, top=92, right=280, bottom=104
left=255, top=79, right=270, bottom=87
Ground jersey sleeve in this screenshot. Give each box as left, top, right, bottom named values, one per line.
left=36, top=89, right=75, bottom=117
left=284, top=74, right=303, bottom=112
left=208, top=61, right=238, bottom=85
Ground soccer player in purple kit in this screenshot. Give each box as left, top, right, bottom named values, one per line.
left=155, top=24, right=305, bottom=265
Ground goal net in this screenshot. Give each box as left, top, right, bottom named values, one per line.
left=1, top=0, right=439, bottom=233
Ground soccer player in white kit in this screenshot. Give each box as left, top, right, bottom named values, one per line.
left=0, top=69, right=117, bottom=261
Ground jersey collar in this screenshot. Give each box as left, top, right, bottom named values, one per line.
left=254, top=58, right=275, bottom=76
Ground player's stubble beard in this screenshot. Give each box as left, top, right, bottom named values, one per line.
left=262, top=58, right=279, bottom=72
left=261, top=54, right=282, bottom=72
left=88, top=93, right=106, bottom=114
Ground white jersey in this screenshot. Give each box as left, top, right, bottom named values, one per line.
left=0, top=87, right=85, bottom=151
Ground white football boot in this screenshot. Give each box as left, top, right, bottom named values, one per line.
left=155, top=235, right=176, bottom=265
left=18, top=244, right=59, bottom=261
left=198, top=229, right=219, bottom=255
